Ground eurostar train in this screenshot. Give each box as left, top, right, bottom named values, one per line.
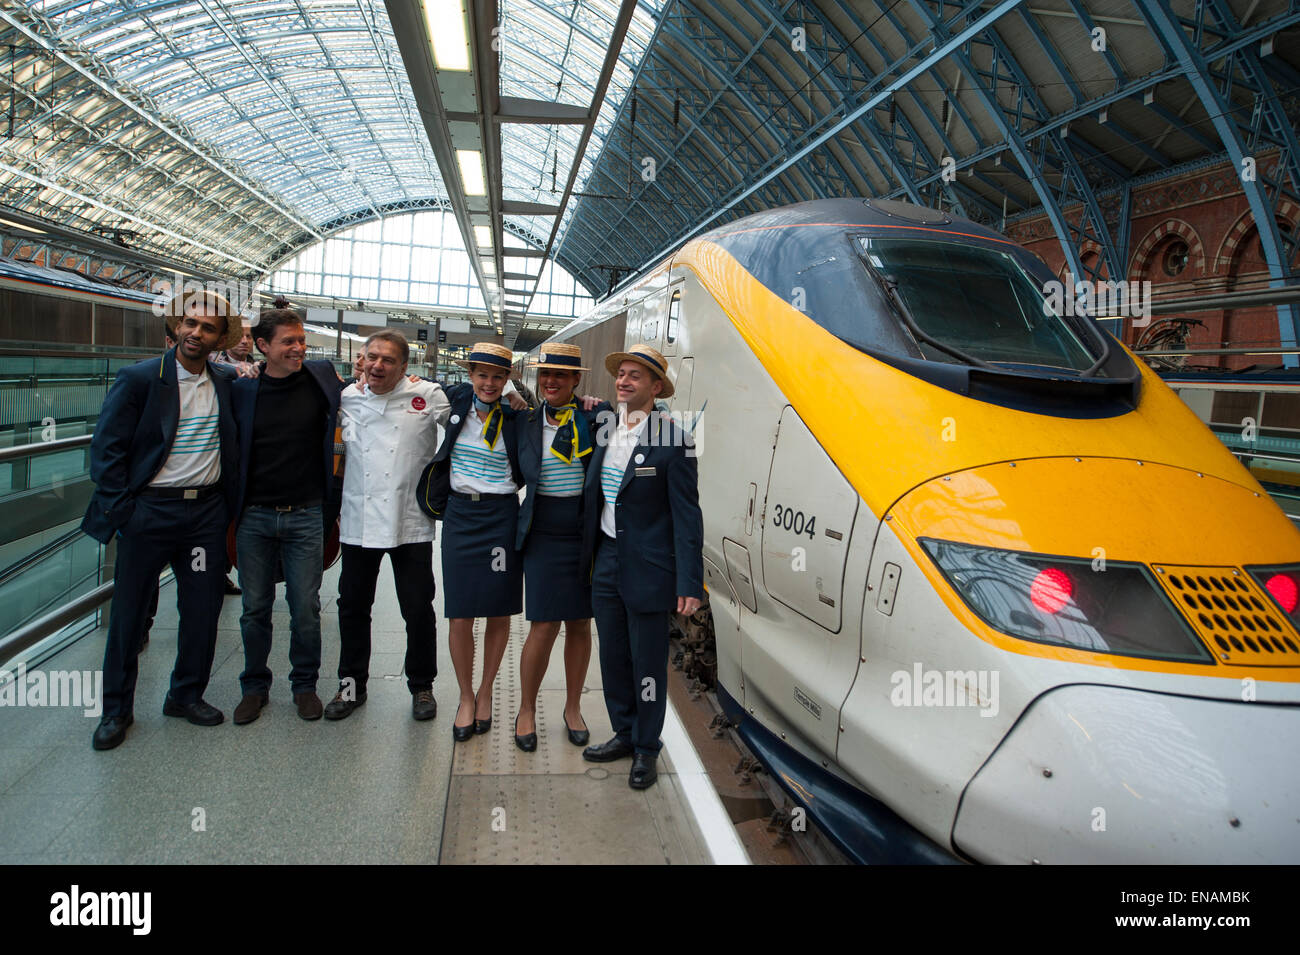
left=534, top=198, right=1300, bottom=864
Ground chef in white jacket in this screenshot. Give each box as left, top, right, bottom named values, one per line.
left=326, top=329, right=449, bottom=722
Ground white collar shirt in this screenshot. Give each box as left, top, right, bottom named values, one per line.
left=599, top=410, right=651, bottom=538
left=150, top=357, right=221, bottom=487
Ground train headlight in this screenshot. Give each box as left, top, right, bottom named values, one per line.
left=920, top=539, right=1212, bottom=662
left=1246, top=566, right=1300, bottom=639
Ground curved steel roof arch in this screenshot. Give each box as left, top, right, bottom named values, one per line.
left=0, top=0, right=1295, bottom=345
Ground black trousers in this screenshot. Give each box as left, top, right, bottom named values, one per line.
left=336, top=541, right=437, bottom=695
left=591, top=537, right=670, bottom=756
left=102, top=494, right=227, bottom=718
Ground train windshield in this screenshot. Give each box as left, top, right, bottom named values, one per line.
left=858, top=237, right=1096, bottom=372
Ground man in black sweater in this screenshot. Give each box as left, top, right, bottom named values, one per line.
left=229, top=306, right=342, bottom=724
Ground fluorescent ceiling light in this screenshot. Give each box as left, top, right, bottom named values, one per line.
left=474, top=225, right=492, bottom=247
left=0, top=216, right=46, bottom=235
left=426, top=0, right=470, bottom=71
left=457, top=149, right=485, bottom=196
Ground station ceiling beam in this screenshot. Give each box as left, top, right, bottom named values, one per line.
left=1135, top=0, right=1300, bottom=362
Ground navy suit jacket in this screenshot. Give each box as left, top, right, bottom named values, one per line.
left=580, top=407, right=704, bottom=613
left=417, top=383, right=523, bottom=521
left=82, top=349, right=238, bottom=544
left=230, top=359, right=343, bottom=533
left=516, top=401, right=598, bottom=550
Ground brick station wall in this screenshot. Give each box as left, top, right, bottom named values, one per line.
left=1004, top=156, right=1297, bottom=371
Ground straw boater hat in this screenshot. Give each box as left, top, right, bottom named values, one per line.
left=163, top=288, right=245, bottom=352
left=604, top=342, right=675, bottom=399
left=530, top=342, right=589, bottom=372
left=453, top=341, right=514, bottom=372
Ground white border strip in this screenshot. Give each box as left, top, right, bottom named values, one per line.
left=661, top=696, right=751, bottom=865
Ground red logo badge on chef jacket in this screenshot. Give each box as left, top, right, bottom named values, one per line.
left=411, top=396, right=426, bottom=410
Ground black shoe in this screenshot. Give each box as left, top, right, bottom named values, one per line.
left=92, top=715, right=133, bottom=750
left=564, top=716, right=590, bottom=747
left=514, top=714, right=537, bottom=753
left=323, top=688, right=367, bottom=720
left=412, top=690, right=437, bottom=721
left=162, top=696, right=224, bottom=726
left=583, top=736, right=634, bottom=763
left=473, top=693, right=492, bottom=734
left=629, top=753, right=658, bottom=789
left=224, top=575, right=241, bottom=596
left=453, top=721, right=474, bottom=742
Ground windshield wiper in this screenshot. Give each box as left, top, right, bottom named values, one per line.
left=864, top=260, right=996, bottom=370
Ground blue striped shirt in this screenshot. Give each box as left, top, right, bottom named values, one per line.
left=151, top=360, right=221, bottom=487
left=450, top=407, right=517, bottom=493
left=538, top=418, right=584, bottom=497
left=172, top=413, right=219, bottom=453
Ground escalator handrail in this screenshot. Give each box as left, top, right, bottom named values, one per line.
left=0, top=580, right=113, bottom=666
left=0, top=434, right=92, bottom=463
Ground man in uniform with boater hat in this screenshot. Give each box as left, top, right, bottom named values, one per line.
left=84, top=289, right=243, bottom=750
left=580, top=343, right=703, bottom=789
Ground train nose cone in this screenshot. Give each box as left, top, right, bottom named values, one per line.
left=952, top=683, right=1300, bottom=863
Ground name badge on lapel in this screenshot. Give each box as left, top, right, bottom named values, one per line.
left=635, top=467, right=656, bottom=477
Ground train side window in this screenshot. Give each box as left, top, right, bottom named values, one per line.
left=1209, top=390, right=1261, bottom=429
left=1262, top=392, right=1300, bottom=439
left=666, top=290, right=681, bottom=344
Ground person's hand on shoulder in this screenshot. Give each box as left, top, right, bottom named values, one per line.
left=579, top=394, right=602, bottom=411
left=506, top=391, right=527, bottom=411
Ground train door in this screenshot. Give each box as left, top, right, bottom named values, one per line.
left=744, top=405, right=859, bottom=753
left=670, top=358, right=694, bottom=415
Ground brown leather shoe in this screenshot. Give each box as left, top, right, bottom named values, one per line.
left=294, top=691, right=324, bottom=721
left=233, top=692, right=269, bottom=725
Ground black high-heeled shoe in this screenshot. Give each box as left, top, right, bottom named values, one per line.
left=564, top=715, right=589, bottom=747
left=514, top=714, right=537, bottom=752
left=453, top=702, right=475, bottom=742
left=474, top=693, right=492, bottom=734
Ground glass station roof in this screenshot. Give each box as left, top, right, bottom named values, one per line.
left=0, top=0, right=663, bottom=288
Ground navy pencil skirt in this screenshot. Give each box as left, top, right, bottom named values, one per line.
left=523, top=494, right=592, bottom=622
left=441, top=492, right=523, bottom=619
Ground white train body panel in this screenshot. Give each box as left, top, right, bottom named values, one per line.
left=541, top=198, right=1300, bottom=862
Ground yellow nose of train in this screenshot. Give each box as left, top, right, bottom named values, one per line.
left=699, top=229, right=1300, bottom=676
left=695, top=229, right=1300, bottom=862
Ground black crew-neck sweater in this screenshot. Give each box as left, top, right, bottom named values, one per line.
left=247, top=368, right=327, bottom=507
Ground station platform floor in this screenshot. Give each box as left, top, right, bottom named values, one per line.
left=0, top=558, right=745, bottom=865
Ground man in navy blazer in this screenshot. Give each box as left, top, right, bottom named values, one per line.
left=579, top=344, right=703, bottom=789
left=229, top=304, right=343, bottom=725
left=84, top=290, right=243, bottom=750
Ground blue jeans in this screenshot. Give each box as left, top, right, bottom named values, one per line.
left=236, top=504, right=323, bottom=695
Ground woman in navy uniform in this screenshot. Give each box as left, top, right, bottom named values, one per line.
left=422, top=343, right=525, bottom=741
left=513, top=343, right=599, bottom=752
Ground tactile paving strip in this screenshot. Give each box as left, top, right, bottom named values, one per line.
left=439, top=613, right=695, bottom=863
